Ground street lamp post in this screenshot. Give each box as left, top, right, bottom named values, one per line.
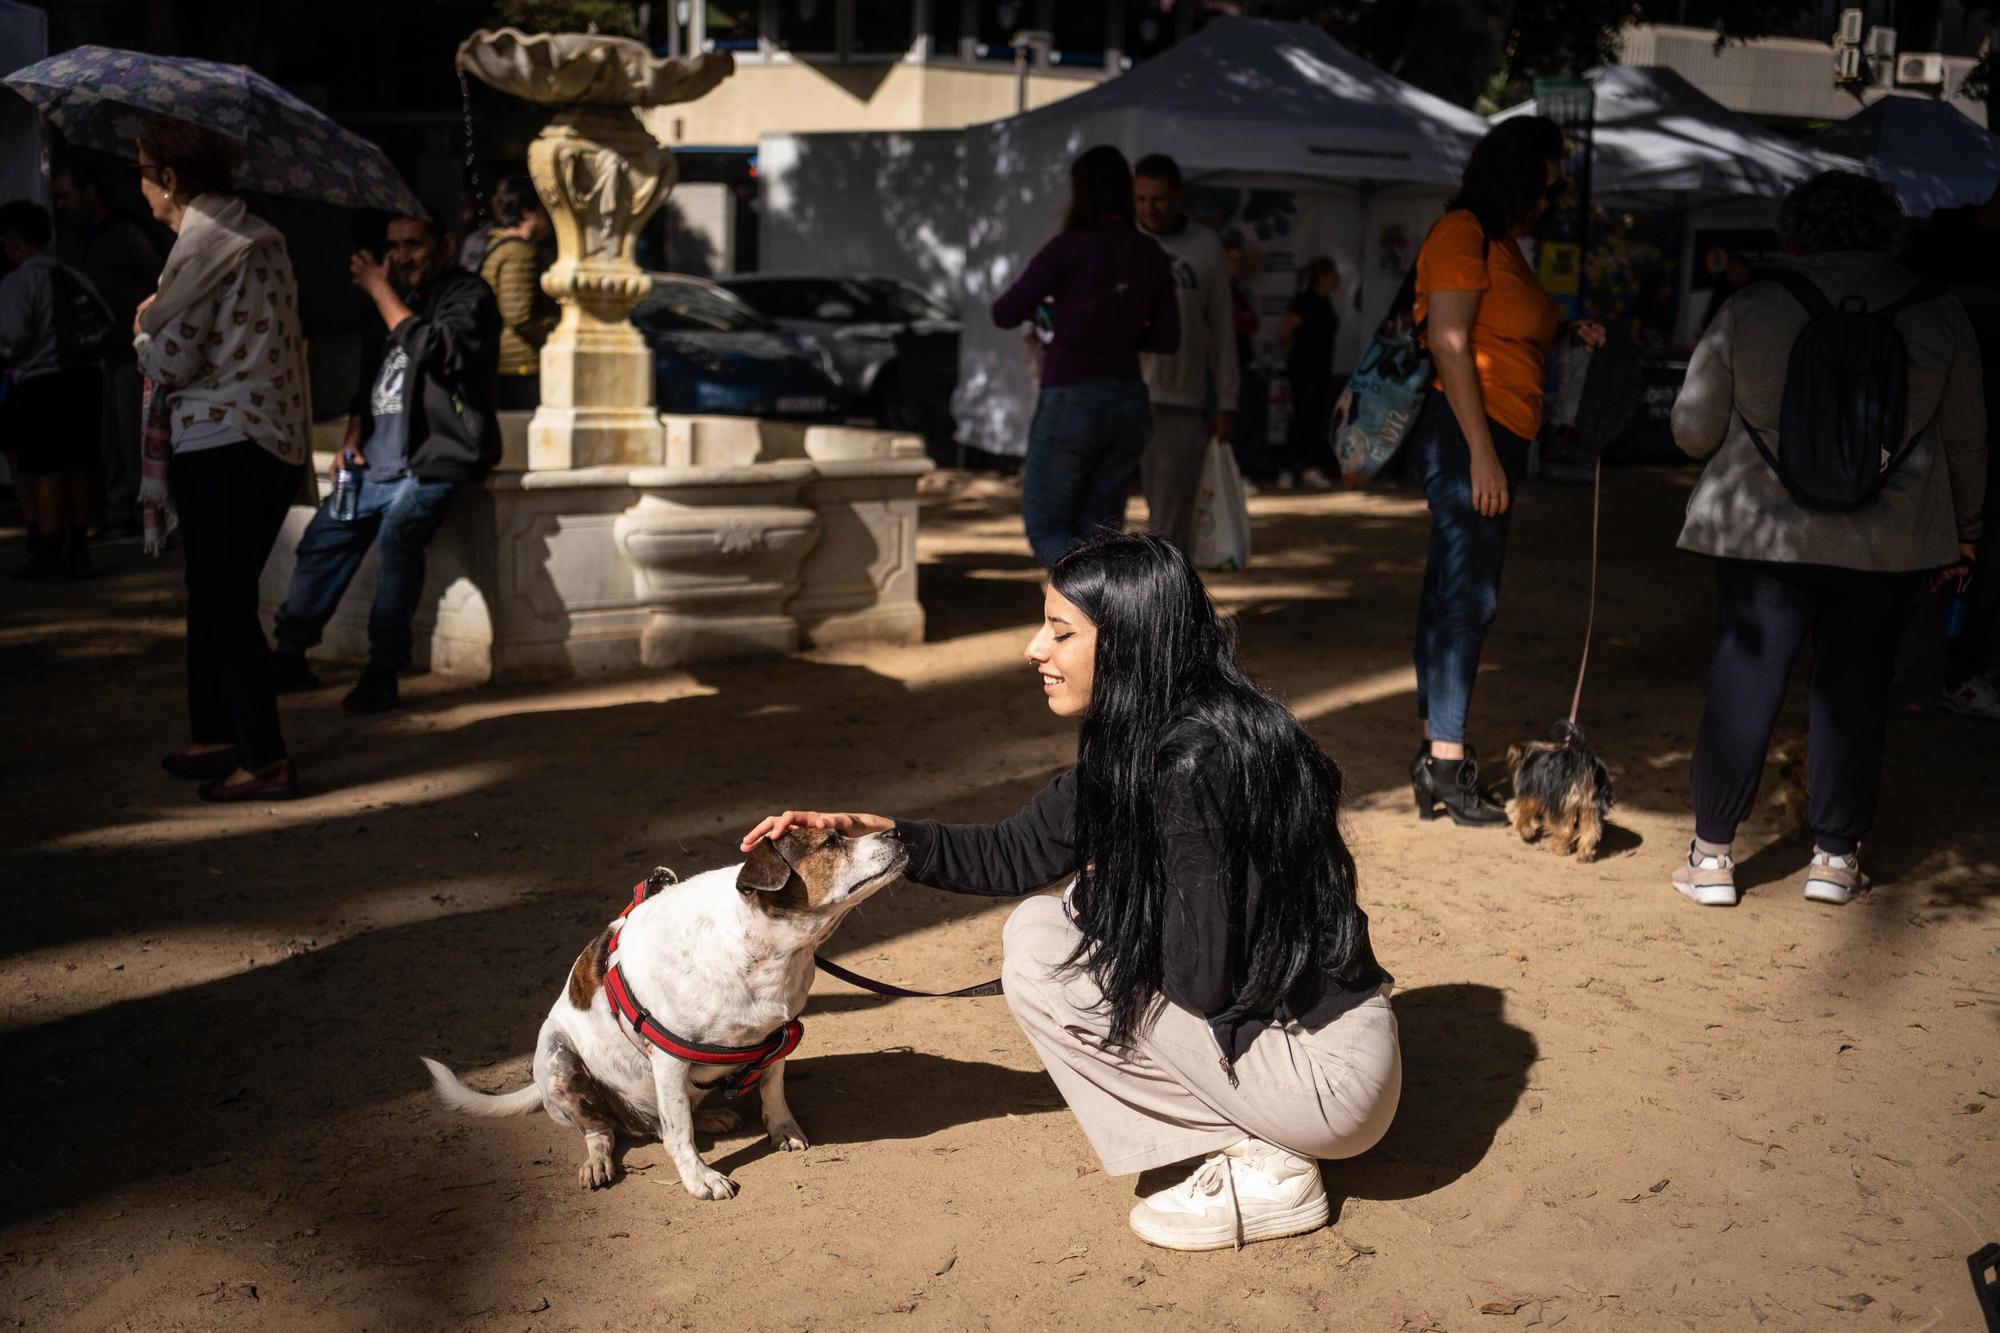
left=1011, top=29, right=1051, bottom=113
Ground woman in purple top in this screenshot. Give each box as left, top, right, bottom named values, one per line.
left=993, top=146, right=1180, bottom=568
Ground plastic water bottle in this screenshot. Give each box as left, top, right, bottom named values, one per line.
left=330, top=450, right=361, bottom=521
left=1944, top=588, right=1971, bottom=641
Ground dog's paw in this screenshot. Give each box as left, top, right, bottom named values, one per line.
left=693, top=1107, right=740, bottom=1134
left=767, top=1120, right=809, bottom=1152
left=579, top=1154, right=617, bottom=1190
left=681, top=1166, right=738, bottom=1200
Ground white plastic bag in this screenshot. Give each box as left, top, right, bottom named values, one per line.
left=1191, top=438, right=1251, bottom=572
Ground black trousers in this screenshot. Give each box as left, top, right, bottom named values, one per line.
left=168, top=442, right=301, bottom=771
left=1690, top=559, right=1919, bottom=855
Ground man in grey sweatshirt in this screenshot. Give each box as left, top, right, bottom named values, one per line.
left=1134, top=155, right=1241, bottom=557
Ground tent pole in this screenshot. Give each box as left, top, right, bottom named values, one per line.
left=1676, top=190, right=1697, bottom=350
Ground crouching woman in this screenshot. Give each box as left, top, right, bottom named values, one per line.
left=742, top=534, right=1400, bottom=1251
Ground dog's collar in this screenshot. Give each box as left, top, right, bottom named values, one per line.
left=605, top=876, right=802, bottom=1098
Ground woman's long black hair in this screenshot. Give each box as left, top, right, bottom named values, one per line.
left=1449, top=115, right=1565, bottom=242
left=1049, top=534, right=1365, bottom=1047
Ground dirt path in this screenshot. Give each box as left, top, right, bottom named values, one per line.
left=3, top=469, right=1995, bottom=1331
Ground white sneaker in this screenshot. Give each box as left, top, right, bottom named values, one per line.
left=1804, top=849, right=1870, bottom=905
left=1127, top=1138, right=1329, bottom=1251
left=1670, top=841, right=1739, bottom=907
left=1298, top=466, right=1336, bottom=490
left=1940, top=675, right=2000, bottom=720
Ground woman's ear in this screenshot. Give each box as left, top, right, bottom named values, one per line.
left=159, top=165, right=180, bottom=204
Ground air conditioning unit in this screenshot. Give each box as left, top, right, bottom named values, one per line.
left=1863, top=26, right=1897, bottom=58
left=1835, top=7, right=1865, bottom=45
left=1897, top=52, right=1947, bottom=87
left=1834, top=45, right=1865, bottom=83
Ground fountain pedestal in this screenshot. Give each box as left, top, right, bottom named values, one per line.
left=259, top=420, right=932, bottom=681
left=525, top=106, right=673, bottom=469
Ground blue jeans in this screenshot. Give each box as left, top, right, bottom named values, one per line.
left=1411, top=395, right=1529, bottom=745
left=274, top=472, right=460, bottom=669
left=1019, top=380, right=1152, bottom=569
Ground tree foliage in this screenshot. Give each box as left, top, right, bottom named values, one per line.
left=1254, top=0, right=1818, bottom=110
left=489, top=0, right=642, bottom=37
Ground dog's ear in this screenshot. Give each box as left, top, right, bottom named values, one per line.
left=737, top=838, right=795, bottom=895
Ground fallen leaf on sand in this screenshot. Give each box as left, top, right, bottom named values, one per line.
left=933, top=1251, right=957, bottom=1277
left=1649, top=1178, right=1671, bottom=1194
left=1481, top=1297, right=1531, bottom=1315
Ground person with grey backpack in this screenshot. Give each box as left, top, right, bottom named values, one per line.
left=0, top=199, right=112, bottom=579
left=1669, top=172, right=1985, bottom=910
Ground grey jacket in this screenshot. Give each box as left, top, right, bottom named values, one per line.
left=1672, top=251, right=1985, bottom=571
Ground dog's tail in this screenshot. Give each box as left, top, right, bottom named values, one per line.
left=420, top=1057, right=544, bottom=1118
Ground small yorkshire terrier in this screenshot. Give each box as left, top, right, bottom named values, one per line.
left=1769, top=736, right=1810, bottom=840
left=1505, top=720, right=1613, bottom=860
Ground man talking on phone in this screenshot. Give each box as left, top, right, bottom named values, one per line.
left=270, top=205, right=501, bottom=713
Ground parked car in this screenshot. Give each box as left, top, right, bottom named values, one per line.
left=720, top=274, right=959, bottom=431
left=633, top=273, right=841, bottom=419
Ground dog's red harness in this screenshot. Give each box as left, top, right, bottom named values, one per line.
left=603, top=870, right=803, bottom=1099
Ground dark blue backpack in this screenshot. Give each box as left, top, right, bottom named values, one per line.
left=1743, top=268, right=1946, bottom=511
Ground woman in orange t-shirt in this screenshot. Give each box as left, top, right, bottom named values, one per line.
left=1409, top=117, right=1606, bottom=827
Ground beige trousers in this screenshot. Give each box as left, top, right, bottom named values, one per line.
left=1001, top=894, right=1402, bottom=1177
left=1139, top=404, right=1211, bottom=555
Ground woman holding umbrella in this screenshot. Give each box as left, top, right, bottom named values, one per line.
left=135, top=117, right=311, bottom=802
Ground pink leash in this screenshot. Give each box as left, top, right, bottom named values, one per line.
left=1567, top=457, right=1601, bottom=727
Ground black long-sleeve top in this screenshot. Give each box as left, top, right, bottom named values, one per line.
left=896, top=769, right=1391, bottom=1065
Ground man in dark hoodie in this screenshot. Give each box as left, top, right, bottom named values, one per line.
left=270, top=206, right=500, bottom=713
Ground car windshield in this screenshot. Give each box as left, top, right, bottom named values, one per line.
left=868, top=280, right=955, bottom=323
left=634, top=280, right=771, bottom=334
left=729, top=278, right=955, bottom=324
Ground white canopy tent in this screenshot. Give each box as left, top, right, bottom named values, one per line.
left=1498, top=65, right=1859, bottom=208
left=1501, top=66, right=1864, bottom=348
left=955, top=16, right=1490, bottom=458
left=1811, top=94, right=2000, bottom=217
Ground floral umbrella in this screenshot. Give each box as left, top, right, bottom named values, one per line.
left=4, top=45, right=422, bottom=213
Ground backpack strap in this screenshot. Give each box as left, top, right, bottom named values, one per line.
left=1873, top=279, right=1948, bottom=321
left=1758, top=267, right=1835, bottom=320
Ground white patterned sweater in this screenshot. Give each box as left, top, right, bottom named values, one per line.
left=133, top=194, right=309, bottom=466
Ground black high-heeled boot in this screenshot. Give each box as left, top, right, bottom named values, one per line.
left=61, top=525, right=92, bottom=580
left=1411, top=748, right=1507, bottom=827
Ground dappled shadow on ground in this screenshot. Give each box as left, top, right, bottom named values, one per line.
left=1336, top=983, right=1536, bottom=1202
left=3, top=464, right=1995, bottom=1261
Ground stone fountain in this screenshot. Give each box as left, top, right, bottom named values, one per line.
left=258, top=29, right=931, bottom=680
left=455, top=28, right=726, bottom=470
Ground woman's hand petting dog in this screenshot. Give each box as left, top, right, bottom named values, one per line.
left=740, top=810, right=895, bottom=852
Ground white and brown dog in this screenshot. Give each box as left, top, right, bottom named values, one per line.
left=421, top=826, right=908, bottom=1199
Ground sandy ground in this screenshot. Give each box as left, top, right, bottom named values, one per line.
left=2, top=466, right=1996, bottom=1332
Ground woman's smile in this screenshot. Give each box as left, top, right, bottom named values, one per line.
left=1026, top=588, right=1096, bottom=717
